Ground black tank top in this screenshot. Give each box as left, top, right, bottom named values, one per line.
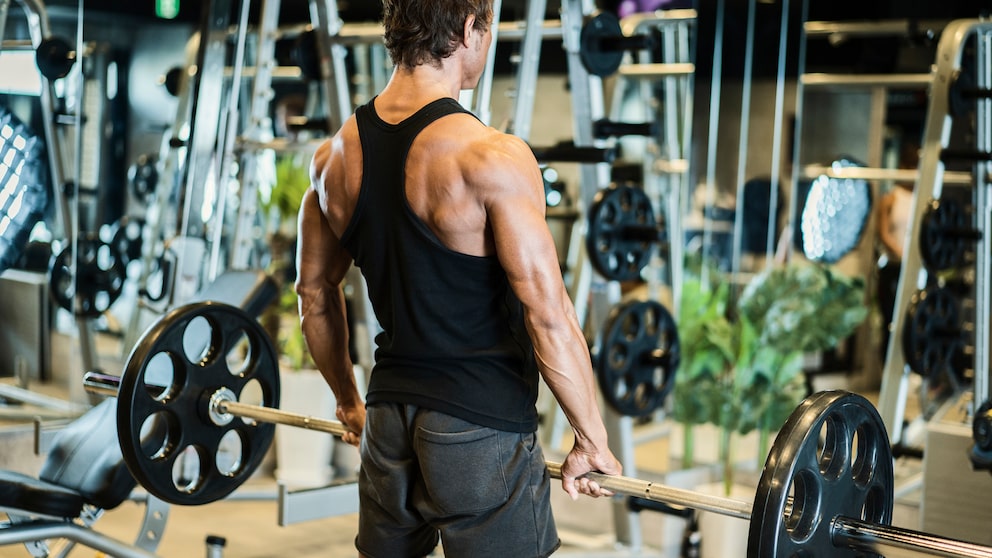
left=341, top=97, right=539, bottom=433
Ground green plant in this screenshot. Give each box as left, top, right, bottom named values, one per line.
left=260, top=154, right=313, bottom=371
left=672, top=259, right=867, bottom=494
left=276, top=285, right=315, bottom=371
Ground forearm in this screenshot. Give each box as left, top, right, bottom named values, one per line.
left=298, top=285, right=361, bottom=407
left=529, top=292, right=609, bottom=451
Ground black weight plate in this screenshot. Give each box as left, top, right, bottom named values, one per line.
left=580, top=11, right=625, bottom=78
left=920, top=198, right=969, bottom=272
left=49, top=234, right=126, bottom=317
left=110, top=216, right=146, bottom=264
left=116, top=301, right=280, bottom=506
left=129, top=154, right=159, bottom=203
left=596, top=300, right=680, bottom=417
left=748, top=391, right=893, bottom=557
left=975, top=401, right=992, bottom=453
left=35, top=36, right=75, bottom=80
left=901, top=286, right=965, bottom=380
left=586, top=183, right=658, bottom=282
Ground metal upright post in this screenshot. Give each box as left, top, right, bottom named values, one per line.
left=730, top=0, right=756, bottom=283
left=230, top=0, right=283, bottom=271
left=175, top=0, right=234, bottom=298
left=508, top=0, right=548, bottom=141
left=700, top=0, right=725, bottom=286
left=308, top=0, right=352, bottom=130
left=973, top=28, right=992, bottom=411
left=473, top=0, right=502, bottom=125
left=0, top=0, right=10, bottom=50
left=207, top=0, right=252, bottom=279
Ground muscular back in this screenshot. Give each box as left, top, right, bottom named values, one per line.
left=312, top=96, right=536, bottom=258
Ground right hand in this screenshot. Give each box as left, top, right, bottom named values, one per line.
left=558, top=445, right=622, bottom=500
left=335, top=402, right=366, bottom=447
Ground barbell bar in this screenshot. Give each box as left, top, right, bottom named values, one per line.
left=83, top=301, right=992, bottom=557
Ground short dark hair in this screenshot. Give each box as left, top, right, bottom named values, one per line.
left=382, top=0, right=492, bottom=69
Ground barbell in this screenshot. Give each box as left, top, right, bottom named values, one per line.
left=82, top=301, right=992, bottom=557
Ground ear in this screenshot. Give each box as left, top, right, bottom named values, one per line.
left=462, top=14, right=476, bottom=47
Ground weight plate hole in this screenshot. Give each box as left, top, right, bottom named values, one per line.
left=613, top=375, right=630, bottom=401
left=226, top=330, right=254, bottom=377
left=620, top=313, right=642, bottom=340
left=608, top=345, right=629, bottom=369
left=238, top=379, right=264, bottom=426
left=851, top=422, right=876, bottom=488
left=182, top=315, right=217, bottom=365
left=216, top=430, right=246, bottom=477
left=172, top=445, right=206, bottom=494
left=816, top=415, right=848, bottom=481
left=138, top=411, right=178, bottom=461
left=784, top=468, right=821, bottom=543
left=143, top=352, right=181, bottom=402
left=861, top=483, right=887, bottom=524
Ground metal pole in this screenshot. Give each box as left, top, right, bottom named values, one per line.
left=974, top=28, right=992, bottom=409
left=730, top=0, right=756, bottom=282
left=508, top=0, right=549, bottom=141
left=766, top=0, right=790, bottom=264
left=701, top=0, right=725, bottom=284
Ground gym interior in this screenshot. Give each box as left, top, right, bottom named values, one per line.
left=1, top=0, right=991, bottom=556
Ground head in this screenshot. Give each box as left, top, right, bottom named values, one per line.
left=382, top=0, right=493, bottom=70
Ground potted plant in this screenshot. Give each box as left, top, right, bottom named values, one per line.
left=672, top=259, right=867, bottom=496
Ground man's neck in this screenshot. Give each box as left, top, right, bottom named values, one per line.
left=383, top=62, right=464, bottom=102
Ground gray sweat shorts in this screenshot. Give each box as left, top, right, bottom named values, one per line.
left=355, top=402, right=560, bottom=558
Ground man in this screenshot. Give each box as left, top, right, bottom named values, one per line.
left=295, top=1, right=622, bottom=556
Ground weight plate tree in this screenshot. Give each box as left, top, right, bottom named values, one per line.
left=596, top=299, right=679, bottom=417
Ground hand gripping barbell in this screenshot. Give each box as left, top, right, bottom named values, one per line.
left=83, top=301, right=992, bottom=557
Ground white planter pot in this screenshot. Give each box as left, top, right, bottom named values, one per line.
left=275, top=367, right=335, bottom=487
left=696, top=481, right=755, bottom=558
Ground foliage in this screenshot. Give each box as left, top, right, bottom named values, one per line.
left=260, top=155, right=313, bottom=372
left=261, top=156, right=311, bottom=223
left=671, top=259, right=867, bottom=489
left=738, top=263, right=869, bottom=355
left=276, top=285, right=316, bottom=371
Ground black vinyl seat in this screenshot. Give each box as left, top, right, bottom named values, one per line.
left=0, top=399, right=129, bottom=518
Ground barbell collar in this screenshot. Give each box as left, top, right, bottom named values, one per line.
left=645, top=348, right=670, bottom=365
left=83, top=371, right=122, bottom=397
left=832, top=516, right=992, bottom=558
left=618, top=224, right=664, bottom=242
